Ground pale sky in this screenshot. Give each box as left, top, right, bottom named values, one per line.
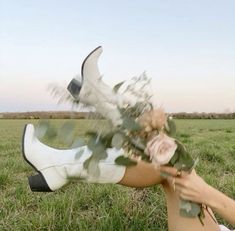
left=0, top=0, right=235, bottom=113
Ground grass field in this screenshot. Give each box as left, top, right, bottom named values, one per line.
left=0, top=119, right=235, bottom=230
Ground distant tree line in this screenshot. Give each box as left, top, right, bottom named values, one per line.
left=0, top=111, right=102, bottom=120
left=0, top=111, right=235, bottom=119
left=170, top=112, right=235, bottom=119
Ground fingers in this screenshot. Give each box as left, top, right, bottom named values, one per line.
left=160, top=166, right=179, bottom=176
left=160, top=166, right=186, bottom=178
left=166, top=175, right=186, bottom=188
left=160, top=166, right=202, bottom=202
left=167, top=176, right=191, bottom=200
left=176, top=190, right=192, bottom=201
left=172, top=177, right=176, bottom=191
left=160, top=166, right=194, bottom=194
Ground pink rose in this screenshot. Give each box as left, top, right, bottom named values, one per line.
left=145, top=133, right=177, bottom=165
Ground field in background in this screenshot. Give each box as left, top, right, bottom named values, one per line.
left=1, top=111, right=235, bottom=119
left=0, top=119, right=235, bottom=230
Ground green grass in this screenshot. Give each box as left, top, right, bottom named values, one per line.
left=0, top=119, right=235, bottom=230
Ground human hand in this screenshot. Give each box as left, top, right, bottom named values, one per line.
left=160, top=166, right=212, bottom=205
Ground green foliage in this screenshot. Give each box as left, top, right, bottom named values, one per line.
left=115, top=156, right=137, bottom=166
left=173, top=141, right=194, bottom=171
left=179, top=200, right=201, bottom=218
left=35, top=120, right=57, bottom=139
left=113, top=81, right=125, bottom=92
left=169, top=151, right=179, bottom=165
left=121, top=116, right=142, bottom=132
left=83, top=155, right=102, bottom=177
left=0, top=119, right=235, bottom=230
left=168, top=133, right=199, bottom=218
left=111, top=132, right=125, bottom=149
left=71, top=138, right=86, bottom=148
left=165, top=117, right=176, bottom=137
left=58, top=121, right=76, bottom=144
left=84, top=132, right=108, bottom=176
left=128, top=136, right=146, bottom=151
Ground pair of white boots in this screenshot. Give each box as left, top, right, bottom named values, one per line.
left=22, top=124, right=126, bottom=192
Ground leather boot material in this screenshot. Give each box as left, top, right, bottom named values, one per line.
left=22, top=124, right=126, bottom=191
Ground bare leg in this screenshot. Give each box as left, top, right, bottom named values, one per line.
left=118, top=161, right=164, bottom=187
left=162, top=181, right=220, bottom=231
left=118, top=161, right=220, bottom=231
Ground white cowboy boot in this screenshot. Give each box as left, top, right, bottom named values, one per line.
left=22, top=124, right=126, bottom=192
left=67, top=46, right=137, bottom=127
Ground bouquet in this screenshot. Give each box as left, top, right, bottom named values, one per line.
left=49, top=46, right=205, bottom=224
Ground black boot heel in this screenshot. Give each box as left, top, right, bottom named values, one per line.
left=28, top=173, right=52, bottom=192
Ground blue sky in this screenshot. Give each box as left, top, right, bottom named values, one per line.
left=0, top=0, right=235, bottom=112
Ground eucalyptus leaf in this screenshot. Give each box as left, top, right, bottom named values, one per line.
left=35, top=120, right=57, bottom=140
left=190, top=157, right=199, bottom=172
left=174, top=158, right=194, bottom=171
left=121, top=116, right=142, bottom=132
left=175, top=140, right=187, bottom=154
left=45, top=125, right=57, bottom=139
left=102, top=132, right=115, bottom=148
left=129, top=137, right=146, bottom=151
left=71, top=138, right=86, bottom=148
left=87, top=133, right=99, bottom=151
left=180, top=200, right=201, bottom=217
left=140, top=154, right=151, bottom=162
left=180, top=200, right=192, bottom=213
left=176, top=151, right=194, bottom=171
left=169, top=151, right=179, bottom=166
left=74, top=149, right=85, bottom=160
left=115, top=156, right=137, bottom=166
left=111, top=133, right=125, bottom=149
left=113, top=81, right=125, bottom=92
left=36, top=121, right=57, bottom=140
left=83, top=152, right=107, bottom=178
left=87, top=157, right=101, bottom=177
left=35, top=121, right=49, bottom=139
left=83, top=156, right=92, bottom=170
left=58, top=121, right=75, bottom=144
left=165, top=117, right=176, bottom=136
left=93, top=149, right=108, bottom=160
left=173, top=140, right=194, bottom=171
left=86, top=132, right=108, bottom=160
left=89, top=141, right=106, bottom=156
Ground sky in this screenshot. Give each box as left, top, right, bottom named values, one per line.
left=0, top=0, right=235, bottom=113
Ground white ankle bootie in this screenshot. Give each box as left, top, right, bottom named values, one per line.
left=22, top=124, right=126, bottom=192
